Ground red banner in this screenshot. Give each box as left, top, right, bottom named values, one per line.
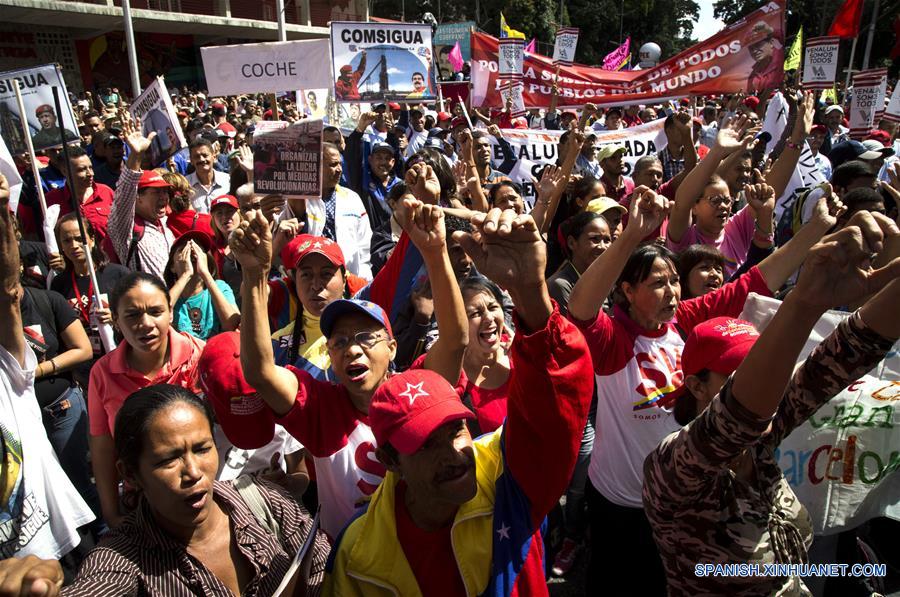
left=471, top=0, right=784, bottom=109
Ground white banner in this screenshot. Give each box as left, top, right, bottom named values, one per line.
left=493, top=117, right=667, bottom=208
left=553, top=28, right=579, bottom=66
left=849, top=69, right=888, bottom=140
left=0, top=134, right=22, bottom=214
left=0, top=64, right=79, bottom=155
left=740, top=293, right=900, bottom=535
left=201, top=39, right=332, bottom=96
left=802, top=36, right=840, bottom=90
left=330, top=22, right=437, bottom=103
left=129, top=77, right=187, bottom=168
left=499, top=39, right=525, bottom=76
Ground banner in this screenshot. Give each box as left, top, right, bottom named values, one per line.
left=802, top=36, right=840, bottom=90
left=253, top=119, right=324, bottom=199
left=553, top=27, right=580, bottom=66
left=848, top=68, right=887, bottom=140
left=493, top=117, right=667, bottom=208
left=128, top=77, right=187, bottom=168
left=200, top=39, right=332, bottom=96
left=740, top=293, right=900, bottom=535
left=330, top=22, right=437, bottom=103
left=471, top=0, right=785, bottom=108
left=434, top=22, right=475, bottom=80
left=884, top=83, right=900, bottom=124
left=602, top=37, right=630, bottom=71
left=0, top=134, right=22, bottom=214
left=0, top=64, right=79, bottom=155
left=498, top=38, right=525, bottom=77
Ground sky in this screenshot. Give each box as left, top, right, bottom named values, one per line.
left=692, top=0, right=726, bottom=41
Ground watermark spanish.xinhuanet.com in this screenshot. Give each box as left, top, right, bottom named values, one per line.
left=694, top=563, right=887, bottom=578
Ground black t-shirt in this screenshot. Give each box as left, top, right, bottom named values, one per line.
left=21, top=287, right=78, bottom=407
left=19, top=240, right=49, bottom=289
left=50, top=264, right=130, bottom=356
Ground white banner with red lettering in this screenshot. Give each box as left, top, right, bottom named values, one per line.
left=740, top=293, right=900, bottom=535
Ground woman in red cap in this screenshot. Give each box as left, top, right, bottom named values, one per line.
left=644, top=212, right=900, bottom=596
left=208, top=193, right=242, bottom=297
left=163, top=231, right=240, bottom=341
left=568, top=185, right=843, bottom=594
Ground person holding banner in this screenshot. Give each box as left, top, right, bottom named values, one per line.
left=644, top=211, right=900, bottom=597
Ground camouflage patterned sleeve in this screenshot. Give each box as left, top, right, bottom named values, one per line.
left=765, top=312, right=897, bottom=449
left=645, top=379, right=773, bottom=504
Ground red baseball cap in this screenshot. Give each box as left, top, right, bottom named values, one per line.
left=437, top=111, right=452, bottom=121
left=810, top=124, right=827, bottom=135
left=172, top=229, right=215, bottom=254
left=280, top=234, right=345, bottom=270
left=198, top=331, right=276, bottom=449
left=450, top=116, right=467, bottom=129
left=138, top=170, right=172, bottom=190
left=388, top=102, right=402, bottom=111
left=743, top=96, right=760, bottom=110
left=369, top=369, right=475, bottom=454
left=668, top=317, right=760, bottom=404
left=866, top=129, right=892, bottom=146
left=210, top=194, right=239, bottom=212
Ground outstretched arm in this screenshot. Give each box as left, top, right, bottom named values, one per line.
left=0, top=175, right=24, bottom=365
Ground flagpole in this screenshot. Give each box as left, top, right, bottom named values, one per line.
left=861, top=0, right=880, bottom=70
left=844, top=37, right=858, bottom=92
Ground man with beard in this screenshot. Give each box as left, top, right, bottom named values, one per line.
left=324, top=207, right=594, bottom=597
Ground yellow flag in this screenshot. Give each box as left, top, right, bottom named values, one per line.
left=500, top=13, right=526, bottom=39
left=822, top=86, right=838, bottom=104
left=784, top=27, right=803, bottom=71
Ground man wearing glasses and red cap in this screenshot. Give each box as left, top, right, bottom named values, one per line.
left=323, top=208, right=594, bottom=596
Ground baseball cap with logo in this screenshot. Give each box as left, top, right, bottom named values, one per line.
left=369, top=369, right=475, bottom=454
left=320, top=298, right=392, bottom=338
left=138, top=170, right=173, bottom=190
left=280, top=234, right=345, bottom=270
left=198, top=331, right=276, bottom=449
left=669, top=317, right=760, bottom=409
left=210, top=194, right=239, bottom=212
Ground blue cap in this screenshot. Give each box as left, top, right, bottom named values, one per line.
left=320, top=299, right=393, bottom=338
left=371, top=142, right=395, bottom=156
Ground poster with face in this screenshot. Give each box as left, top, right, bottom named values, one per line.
left=297, top=88, right=329, bottom=119
left=434, top=22, right=475, bottom=80
left=0, top=64, right=79, bottom=155
left=129, top=76, right=187, bottom=167
left=330, top=22, right=437, bottom=103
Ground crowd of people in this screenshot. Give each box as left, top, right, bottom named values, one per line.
left=0, top=70, right=898, bottom=597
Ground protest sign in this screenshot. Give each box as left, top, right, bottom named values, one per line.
left=0, top=134, right=22, bottom=213
left=493, top=117, right=667, bottom=208
left=884, top=83, right=900, bottom=124
left=297, top=89, right=329, bottom=119
left=0, top=64, right=79, bottom=155
left=128, top=77, right=187, bottom=168
left=802, top=36, right=840, bottom=89
left=471, top=0, right=785, bottom=108
left=499, top=39, right=525, bottom=76
left=848, top=68, right=887, bottom=140
left=201, top=39, right=331, bottom=96
left=553, top=28, right=580, bottom=66
left=330, top=22, right=437, bottom=103
left=253, top=119, right=324, bottom=198
left=740, top=293, right=900, bottom=535
left=499, top=81, right=526, bottom=118
left=434, top=22, right=475, bottom=80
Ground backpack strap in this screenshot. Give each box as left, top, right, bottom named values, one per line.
left=126, top=218, right=146, bottom=271
left=233, top=475, right=281, bottom=541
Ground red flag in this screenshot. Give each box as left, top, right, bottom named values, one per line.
left=828, top=0, right=864, bottom=38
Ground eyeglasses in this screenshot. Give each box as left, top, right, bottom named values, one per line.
left=703, top=195, right=732, bottom=207
left=326, top=331, right=388, bottom=351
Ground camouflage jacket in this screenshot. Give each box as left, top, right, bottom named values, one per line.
left=642, top=313, right=894, bottom=597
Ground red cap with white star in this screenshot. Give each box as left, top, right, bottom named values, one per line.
left=369, top=369, right=474, bottom=455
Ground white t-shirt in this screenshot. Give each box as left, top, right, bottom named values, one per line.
left=0, top=344, right=95, bottom=559
left=215, top=424, right=303, bottom=481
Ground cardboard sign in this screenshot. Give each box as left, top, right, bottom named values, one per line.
left=802, top=36, right=840, bottom=90
left=883, top=83, right=900, bottom=124
left=253, top=119, right=324, bottom=199
left=848, top=68, right=887, bottom=140
left=553, top=28, right=580, bottom=66
left=0, top=63, right=79, bottom=154
left=201, top=39, right=332, bottom=96
left=128, top=77, right=187, bottom=168
left=499, top=38, right=525, bottom=76
left=330, top=22, right=437, bottom=103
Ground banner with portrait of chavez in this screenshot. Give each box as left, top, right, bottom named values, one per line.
left=0, top=63, right=79, bottom=155
left=129, top=76, right=187, bottom=168
left=471, top=0, right=785, bottom=109
left=330, top=22, right=438, bottom=103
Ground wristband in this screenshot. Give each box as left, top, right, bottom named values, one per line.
left=785, top=139, right=801, bottom=150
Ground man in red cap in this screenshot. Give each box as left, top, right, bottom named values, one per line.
left=231, top=196, right=467, bottom=538
left=323, top=205, right=594, bottom=596
left=107, top=123, right=175, bottom=277
left=744, top=21, right=783, bottom=92
left=31, top=103, right=78, bottom=150
left=335, top=51, right=367, bottom=101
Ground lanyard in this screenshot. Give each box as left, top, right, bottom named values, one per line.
left=70, top=270, right=93, bottom=323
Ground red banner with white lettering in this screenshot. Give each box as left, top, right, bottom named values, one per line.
left=471, top=0, right=785, bottom=109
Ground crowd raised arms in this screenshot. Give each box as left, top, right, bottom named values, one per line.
left=0, top=20, right=899, bottom=597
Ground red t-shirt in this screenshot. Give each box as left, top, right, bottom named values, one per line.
left=394, top=481, right=466, bottom=597
left=46, top=183, right=115, bottom=244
